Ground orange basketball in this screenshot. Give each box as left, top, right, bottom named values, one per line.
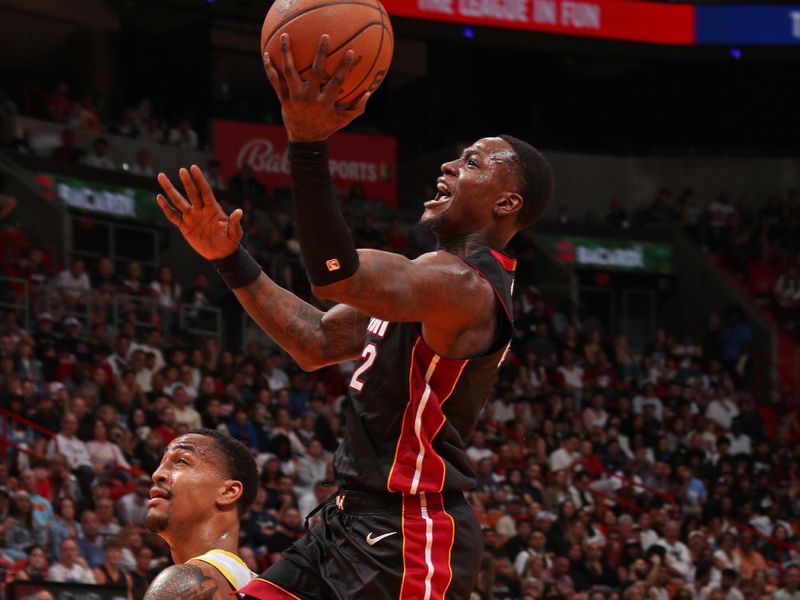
left=261, top=0, right=394, bottom=105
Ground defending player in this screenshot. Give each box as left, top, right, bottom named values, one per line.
left=143, top=429, right=259, bottom=600
left=155, top=34, right=553, bottom=600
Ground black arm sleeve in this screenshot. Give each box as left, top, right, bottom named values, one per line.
left=288, top=141, right=360, bottom=286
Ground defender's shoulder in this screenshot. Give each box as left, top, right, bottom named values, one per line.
left=144, top=562, right=227, bottom=600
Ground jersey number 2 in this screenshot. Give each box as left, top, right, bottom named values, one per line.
left=349, top=343, right=377, bottom=392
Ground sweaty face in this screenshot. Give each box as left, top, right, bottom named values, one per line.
left=145, top=434, right=227, bottom=534
left=420, top=137, right=518, bottom=238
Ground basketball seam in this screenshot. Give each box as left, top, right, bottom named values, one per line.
left=337, top=2, right=389, bottom=102
left=296, top=21, right=384, bottom=77
left=263, top=1, right=387, bottom=50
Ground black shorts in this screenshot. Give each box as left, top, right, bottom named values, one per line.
left=238, top=490, right=483, bottom=600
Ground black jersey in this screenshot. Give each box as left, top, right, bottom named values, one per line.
left=333, top=247, right=516, bottom=494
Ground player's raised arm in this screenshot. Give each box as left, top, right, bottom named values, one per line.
left=263, top=34, right=500, bottom=341
left=155, top=167, right=369, bottom=371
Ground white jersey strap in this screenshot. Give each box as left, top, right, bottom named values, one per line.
left=190, top=549, right=256, bottom=592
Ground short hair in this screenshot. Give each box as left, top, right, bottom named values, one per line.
left=104, top=537, right=123, bottom=551
left=498, top=134, right=554, bottom=228
left=187, top=428, right=257, bottom=517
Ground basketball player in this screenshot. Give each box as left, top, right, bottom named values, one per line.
left=154, top=34, right=553, bottom=600
left=142, top=428, right=259, bottom=599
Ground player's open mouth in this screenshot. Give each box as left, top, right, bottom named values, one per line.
left=424, top=181, right=452, bottom=208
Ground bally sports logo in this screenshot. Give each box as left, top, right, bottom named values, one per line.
left=237, top=138, right=392, bottom=183
left=237, top=139, right=290, bottom=175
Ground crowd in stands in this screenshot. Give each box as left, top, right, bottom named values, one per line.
left=2, top=200, right=800, bottom=600
left=0, top=81, right=202, bottom=176
left=2, top=80, right=800, bottom=600
left=580, top=187, right=800, bottom=340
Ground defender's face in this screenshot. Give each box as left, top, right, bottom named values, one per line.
left=420, top=137, right=517, bottom=237
left=145, top=434, right=225, bottom=535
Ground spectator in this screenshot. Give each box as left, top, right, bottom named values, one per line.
left=153, top=406, right=178, bottom=446
left=549, top=434, right=580, bottom=473
left=87, top=418, right=131, bottom=478
left=137, top=115, right=164, bottom=144
left=117, top=475, right=150, bottom=527
left=129, top=148, right=154, bottom=176
left=774, top=564, right=800, bottom=600
left=81, top=137, right=116, bottom=170
left=228, top=163, right=266, bottom=204
left=50, top=128, right=81, bottom=164
left=13, top=545, right=49, bottom=581
left=172, top=385, right=201, bottom=430
left=115, top=108, right=140, bottom=138
left=733, top=529, right=768, bottom=579
left=3, top=490, right=48, bottom=561
left=167, top=118, right=198, bottom=149
left=13, top=471, right=53, bottom=533
left=542, top=555, right=575, bottom=596
left=205, top=159, right=226, bottom=191
left=134, top=429, right=165, bottom=475
left=49, top=497, right=83, bottom=560
left=706, top=388, right=740, bottom=431
left=56, top=259, right=91, bottom=308
left=47, top=538, right=96, bottom=583
left=47, top=82, right=71, bottom=123
left=105, top=335, right=130, bottom=379
left=294, top=438, right=328, bottom=495
left=657, top=520, right=693, bottom=581
left=77, top=510, right=105, bottom=568
left=47, top=413, right=94, bottom=493
left=130, top=545, right=157, bottom=600
left=68, top=94, right=102, bottom=131
left=262, top=352, right=290, bottom=392
left=150, top=265, right=181, bottom=334
left=93, top=537, right=133, bottom=592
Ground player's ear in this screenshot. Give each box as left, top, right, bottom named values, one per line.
left=218, top=479, right=243, bottom=510
left=495, top=192, right=522, bottom=218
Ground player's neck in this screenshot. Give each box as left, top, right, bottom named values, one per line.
left=437, top=231, right=496, bottom=256
left=166, top=521, right=239, bottom=564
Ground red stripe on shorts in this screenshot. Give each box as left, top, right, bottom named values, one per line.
left=399, top=493, right=456, bottom=600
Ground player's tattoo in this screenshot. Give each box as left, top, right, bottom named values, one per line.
left=143, top=564, right=219, bottom=600
left=234, top=274, right=369, bottom=370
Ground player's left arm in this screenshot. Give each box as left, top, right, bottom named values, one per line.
left=143, top=562, right=229, bottom=600
left=314, top=249, right=495, bottom=326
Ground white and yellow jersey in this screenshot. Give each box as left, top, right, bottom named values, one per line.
left=190, top=549, right=257, bottom=595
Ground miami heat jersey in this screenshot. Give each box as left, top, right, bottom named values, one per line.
left=333, top=247, right=516, bottom=493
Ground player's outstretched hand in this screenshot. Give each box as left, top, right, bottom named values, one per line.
left=263, top=33, right=369, bottom=142
left=156, top=166, right=243, bottom=260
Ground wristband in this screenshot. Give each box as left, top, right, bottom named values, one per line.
left=212, top=245, right=262, bottom=289
left=288, top=141, right=360, bottom=286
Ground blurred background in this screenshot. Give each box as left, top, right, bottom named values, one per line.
left=0, top=1, right=799, bottom=599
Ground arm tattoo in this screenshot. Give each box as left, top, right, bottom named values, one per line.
left=144, top=564, right=219, bottom=600
left=233, top=273, right=368, bottom=370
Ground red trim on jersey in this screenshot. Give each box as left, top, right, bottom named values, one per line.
left=236, top=578, right=302, bottom=599
left=459, top=259, right=513, bottom=323
left=387, top=338, right=468, bottom=493
left=399, top=493, right=456, bottom=600
left=489, top=248, right=517, bottom=272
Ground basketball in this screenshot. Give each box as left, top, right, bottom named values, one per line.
left=261, top=0, right=394, bottom=105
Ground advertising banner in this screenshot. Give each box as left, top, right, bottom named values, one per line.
left=213, top=120, right=398, bottom=206
left=696, top=4, right=800, bottom=45
left=35, top=173, right=161, bottom=223
left=380, top=0, right=695, bottom=45
left=542, top=235, right=673, bottom=273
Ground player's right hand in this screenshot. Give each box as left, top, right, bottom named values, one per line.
left=156, top=166, right=244, bottom=260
